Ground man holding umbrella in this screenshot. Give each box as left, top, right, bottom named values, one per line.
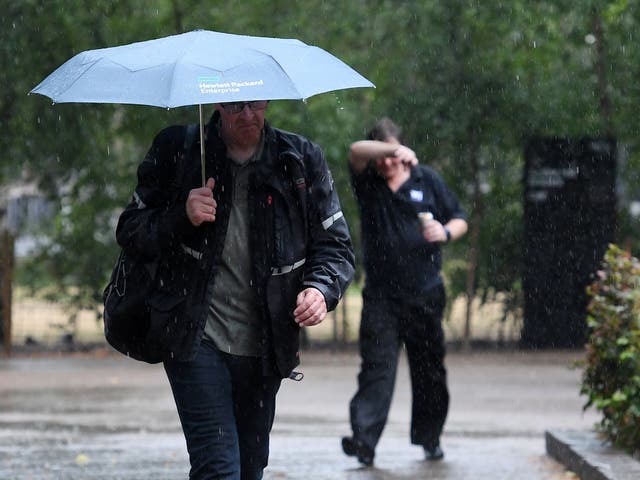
left=116, top=100, right=354, bottom=479
left=30, top=30, right=374, bottom=478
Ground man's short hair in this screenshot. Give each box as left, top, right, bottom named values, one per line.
left=367, top=117, right=403, bottom=143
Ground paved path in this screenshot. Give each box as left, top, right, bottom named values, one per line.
left=0, top=349, right=598, bottom=479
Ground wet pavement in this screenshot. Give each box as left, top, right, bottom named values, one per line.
left=0, top=349, right=599, bottom=479
left=546, top=430, right=640, bottom=480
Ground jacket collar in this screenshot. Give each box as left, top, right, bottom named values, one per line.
left=205, top=110, right=285, bottom=187
left=206, top=110, right=276, bottom=162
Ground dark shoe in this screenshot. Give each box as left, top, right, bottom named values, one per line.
left=342, top=436, right=374, bottom=466
left=424, top=444, right=444, bottom=461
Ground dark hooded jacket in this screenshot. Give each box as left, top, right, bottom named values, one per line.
left=115, top=112, right=354, bottom=378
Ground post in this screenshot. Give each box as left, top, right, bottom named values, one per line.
left=0, top=230, right=13, bottom=355
left=341, top=295, right=349, bottom=346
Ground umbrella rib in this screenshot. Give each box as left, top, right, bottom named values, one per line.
left=257, top=51, right=305, bottom=99
left=35, top=56, right=100, bottom=102
left=166, top=48, right=190, bottom=108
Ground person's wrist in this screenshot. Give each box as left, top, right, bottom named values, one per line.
left=443, top=226, right=451, bottom=243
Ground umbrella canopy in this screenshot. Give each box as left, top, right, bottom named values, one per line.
left=30, top=29, right=374, bottom=108
left=31, top=30, right=374, bottom=185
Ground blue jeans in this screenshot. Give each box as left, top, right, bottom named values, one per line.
left=164, top=340, right=281, bottom=480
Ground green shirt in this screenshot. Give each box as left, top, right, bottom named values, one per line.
left=204, top=146, right=264, bottom=356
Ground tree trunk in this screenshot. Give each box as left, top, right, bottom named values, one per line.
left=463, top=131, right=482, bottom=350
left=341, top=295, right=349, bottom=346
left=592, top=11, right=613, bottom=137
left=1, top=230, right=14, bottom=355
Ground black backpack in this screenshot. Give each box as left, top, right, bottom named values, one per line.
left=102, top=124, right=198, bottom=362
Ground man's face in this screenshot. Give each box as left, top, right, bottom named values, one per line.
left=374, top=136, right=403, bottom=179
left=215, top=101, right=268, bottom=148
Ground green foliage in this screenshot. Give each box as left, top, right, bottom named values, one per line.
left=581, top=244, right=640, bottom=457
left=3, top=0, right=640, bottom=332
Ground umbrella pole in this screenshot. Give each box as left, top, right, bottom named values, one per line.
left=199, top=104, right=206, bottom=187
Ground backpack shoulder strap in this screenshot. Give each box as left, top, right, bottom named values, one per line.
left=173, top=124, right=199, bottom=193
left=184, top=123, right=198, bottom=152
left=280, top=149, right=309, bottom=242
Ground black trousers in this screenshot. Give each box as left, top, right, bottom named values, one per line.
left=348, top=285, right=449, bottom=451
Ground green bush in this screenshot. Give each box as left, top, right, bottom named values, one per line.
left=580, top=244, right=640, bottom=458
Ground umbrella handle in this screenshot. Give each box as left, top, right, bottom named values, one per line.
left=199, top=104, right=206, bottom=187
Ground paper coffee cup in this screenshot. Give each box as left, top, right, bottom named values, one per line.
left=418, top=212, right=433, bottom=228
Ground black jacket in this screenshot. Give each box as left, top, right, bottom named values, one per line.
left=116, top=112, right=355, bottom=378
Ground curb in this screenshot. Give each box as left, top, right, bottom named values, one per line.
left=546, top=430, right=640, bottom=480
